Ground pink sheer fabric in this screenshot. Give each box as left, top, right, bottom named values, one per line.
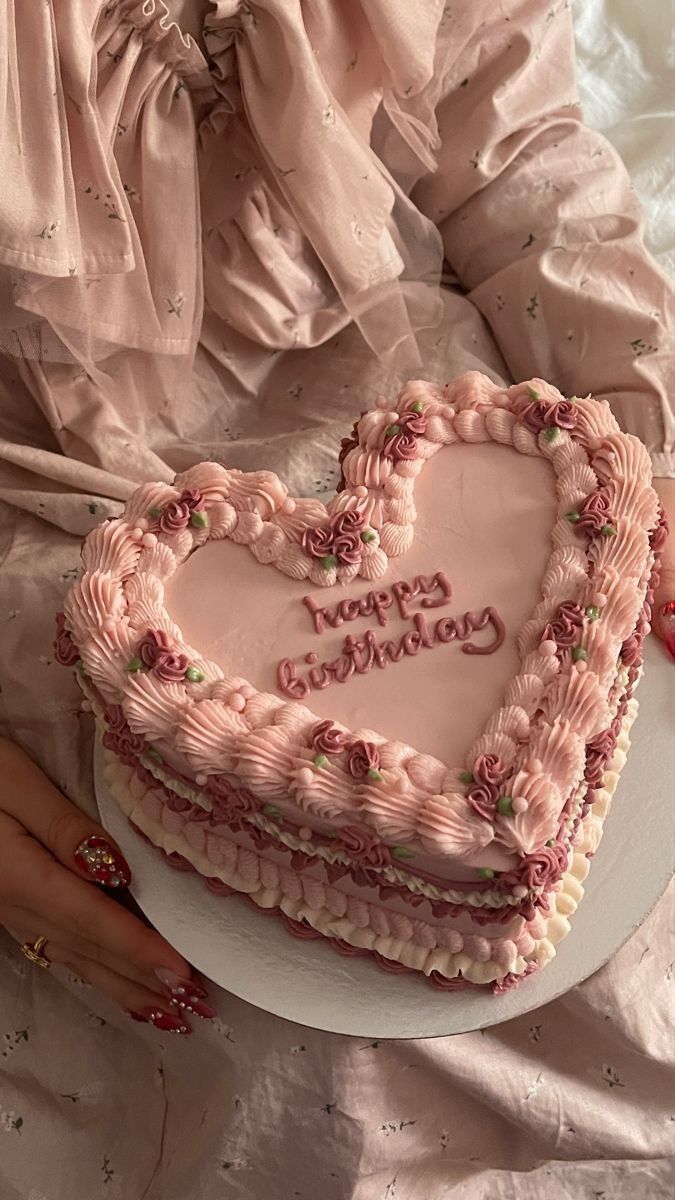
left=0, top=2, right=673, bottom=1196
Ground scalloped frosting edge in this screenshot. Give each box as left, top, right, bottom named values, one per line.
left=59, top=372, right=664, bottom=868
left=101, top=691, right=638, bottom=990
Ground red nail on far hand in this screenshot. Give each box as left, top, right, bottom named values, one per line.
left=127, top=1008, right=192, bottom=1034
left=74, top=837, right=131, bottom=888
left=154, top=968, right=216, bottom=1019
left=658, top=602, right=675, bottom=661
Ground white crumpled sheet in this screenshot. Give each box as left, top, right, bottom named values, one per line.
left=573, top=0, right=674, bottom=274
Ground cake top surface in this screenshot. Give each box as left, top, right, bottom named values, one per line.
left=58, top=372, right=663, bottom=874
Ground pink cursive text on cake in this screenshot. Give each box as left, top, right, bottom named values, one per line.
left=302, top=571, right=453, bottom=633
left=277, top=572, right=506, bottom=700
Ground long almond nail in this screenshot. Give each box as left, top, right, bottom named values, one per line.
left=154, top=968, right=214, bottom=1018
left=658, top=602, right=675, bottom=660
left=75, top=837, right=131, bottom=888
left=132, top=1007, right=192, bottom=1034
left=178, top=996, right=217, bottom=1020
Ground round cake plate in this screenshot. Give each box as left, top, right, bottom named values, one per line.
left=95, top=638, right=674, bottom=1039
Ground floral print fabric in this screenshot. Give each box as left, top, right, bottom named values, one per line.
left=0, top=2, right=673, bottom=1196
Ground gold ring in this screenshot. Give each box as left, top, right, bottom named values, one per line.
left=20, top=935, right=51, bottom=969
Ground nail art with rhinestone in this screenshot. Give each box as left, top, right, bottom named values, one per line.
left=74, top=836, right=131, bottom=888
left=127, top=1007, right=192, bottom=1034
left=154, top=968, right=216, bottom=1019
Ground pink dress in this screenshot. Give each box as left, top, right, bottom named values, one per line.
left=0, top=3, right=672, bottom=1196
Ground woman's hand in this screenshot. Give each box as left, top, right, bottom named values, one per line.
left=0, top=737, right=215, bottom=1034
left=652, top=478, right=675, bottom=659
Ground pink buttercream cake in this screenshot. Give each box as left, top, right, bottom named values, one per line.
left=55, top=373, right=666, bottom=994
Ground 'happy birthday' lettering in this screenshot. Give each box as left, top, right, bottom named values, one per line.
left=276, top=572, right=505, bottom=701
left=302, top=571, right=453, bottom=633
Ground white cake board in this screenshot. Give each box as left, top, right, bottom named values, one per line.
left=95, top=638, right=674, bottom=1038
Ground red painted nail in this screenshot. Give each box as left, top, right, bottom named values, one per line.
left=134, top=1007, right=192, bottom=1035
left=127, top=1010, right=149, bottom=1023
left=178, top=997, right=217, bottom=1020
left=655, top=602, right=675, bottom=661
left=74, top=837, right=131, bottom=888
left=154, top=968, right=214, bottom=1018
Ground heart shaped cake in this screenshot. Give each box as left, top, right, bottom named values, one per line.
left=56, top=372, right=666, bottom=994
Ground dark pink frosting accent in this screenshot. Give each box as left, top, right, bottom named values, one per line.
left=164, top=790, right=191, bottom=813
left=383, top=429, right=418, bottom=462
left=156, top=488, right=205, bottom=534
left=290, top=849, right=317, bottom=871
left=124, top=825, right=535, bottom=992
left=336, top=417, right=362, bottom=494
left=582, top=788, right=603, bottom=814
left=248, top=825, right=281, bottom=851
left=473, top=754, right=508, bottom=788
left=301, top=524, right=335, bottom=559
left=205, top=877, right=238, bottom=895
left=519, top=397, right=578, bottom=433
left=502, top=845, right=567, bottom=891
left=302, top=508, right=366, bottom=565
left=346, top=739, right=380, bottom=779
left=135, top=764, right=160, bottom=792
left=102, top=706, right=146, bottom=760
left=491, top=961, right=539, bottom=994
left=575, top=489, right=615, bottom=537
left=382, top=410, right=428, bottom=461
left=180, top=488, right=205, bottom=512
left=399, top=411, right=428, bottom=436
left=332, top=532, right=363, bottom=565
left=101, top=730, right=142, bottom=764
left=157, top=500, right=191, bottom=534
left=338, top=825, right=392, bottom=868
left=542, top=601, right=585, bottom=652
left=186, top=803, right=212, bottom=824
left=466, top=781, right=499, bottom=822
left=280, top=913, right=322, bottom=940
left=325, top=861, right=349, bottom=883
left=311, top=719, right=347, bottom=756
left=208, top=782, right=256, bottom=823
left=620, top=626, right=644, bottom=666
left=584, top=728, right=616, bottom=788
left=53, top=612, right=80, bottom=666
left=104, top=704, right=129, bottom=736
left=333, top=509, right=366, bottom=536
left=207, top=775, right=256, bottom=808
left=338, top=419, right=361, bottom=466
left=137, top=629, right=189, bottom=682
left=279, top=602, right=505, bottom=700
